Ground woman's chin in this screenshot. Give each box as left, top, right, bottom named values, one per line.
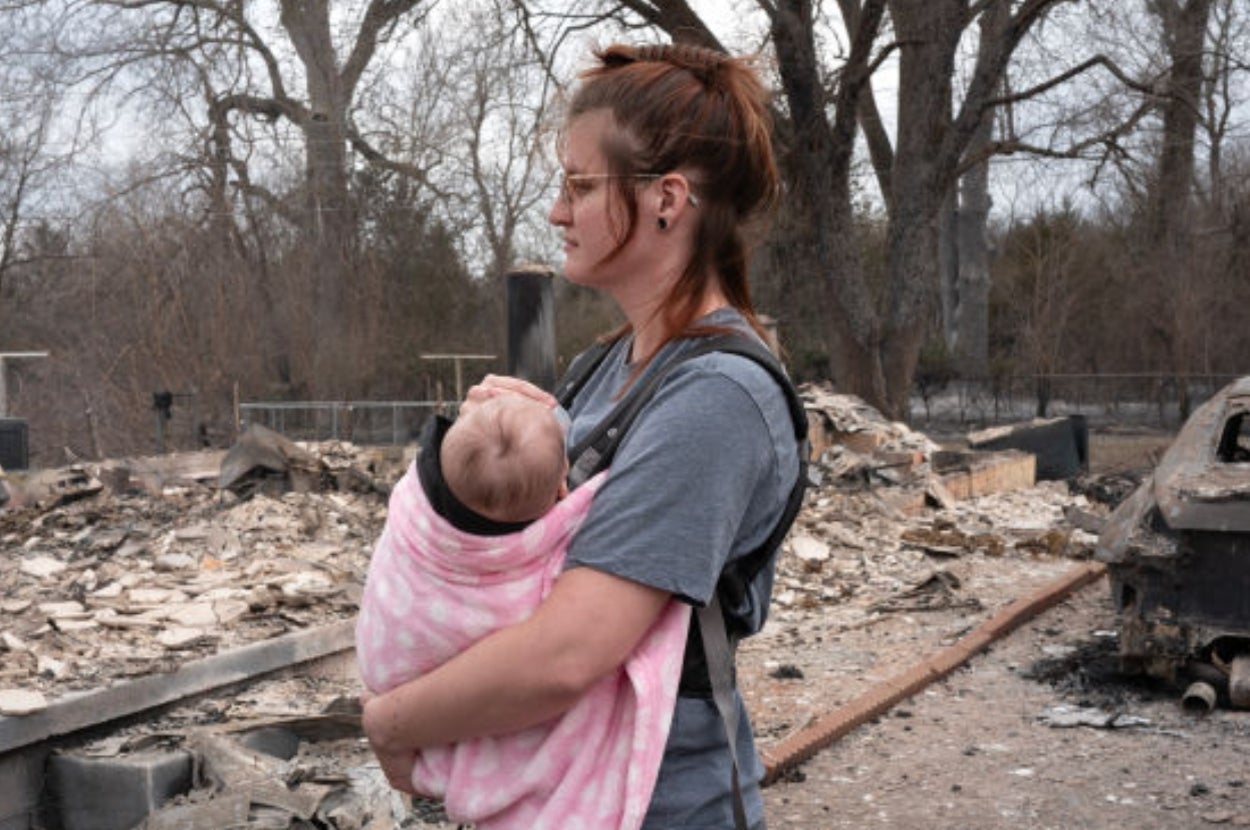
left=560, top=263, right=592, bottom=286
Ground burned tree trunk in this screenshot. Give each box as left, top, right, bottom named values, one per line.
left=880, top=0, right=964, bottom=418
left=950, top=4, right=1006, bottom=380
left=772, top=0, right=890, bottom=408
left=280, top=0, right=358, bottom=392
left=1149, top=0, right=1214, bottom=420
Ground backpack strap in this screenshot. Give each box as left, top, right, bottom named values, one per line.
left=700, top=593, right=750, bottom=830
left=553, top=338, right=617, bottom=409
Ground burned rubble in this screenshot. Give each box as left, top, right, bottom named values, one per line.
left=0, top=430, right=409, bottom=714
left=1095, top=375, right=1250, bottom=711
left=769, top=384, right=1100, bottom=624
left=0, top=398, right=1128, bottom=829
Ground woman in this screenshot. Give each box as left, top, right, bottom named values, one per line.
left=362, top=42, right=800, bottom=829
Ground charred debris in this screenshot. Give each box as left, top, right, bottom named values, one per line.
left=1095, top=376, right=1250, bottom=712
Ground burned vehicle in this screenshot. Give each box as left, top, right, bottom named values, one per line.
left=1095, top=376, right=1250, bottom=709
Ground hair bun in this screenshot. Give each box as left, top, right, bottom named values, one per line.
left=611, top=43, right=727, bottom=88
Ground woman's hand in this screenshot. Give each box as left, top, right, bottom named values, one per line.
left=460, top=374, right=557, bottom=417
left=361, top=691, right=418, bottom=794
left=372, top=744, right=419, bottom=794
left=362, top=690, right=420, bottom=795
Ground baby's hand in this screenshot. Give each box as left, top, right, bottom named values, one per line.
left=460, top=374, right=557, bottom=416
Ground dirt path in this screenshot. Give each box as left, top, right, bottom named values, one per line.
left=757, top=578, right=1250, bottom=829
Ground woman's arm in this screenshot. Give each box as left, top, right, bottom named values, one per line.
left=362, top=565, right=670, bottom=756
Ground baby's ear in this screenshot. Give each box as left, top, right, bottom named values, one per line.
left=557, top=479, right=569, bottom=499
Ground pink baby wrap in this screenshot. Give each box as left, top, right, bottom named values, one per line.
left=356, top=465, right=690, bottom=830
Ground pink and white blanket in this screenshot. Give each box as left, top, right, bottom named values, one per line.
left=356, top=465, right=690, bottom=830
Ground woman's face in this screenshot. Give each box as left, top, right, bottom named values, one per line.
left=548, top=110, right=644, bottom=292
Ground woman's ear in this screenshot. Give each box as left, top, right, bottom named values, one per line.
left=656, top=172, right=694, bottom=228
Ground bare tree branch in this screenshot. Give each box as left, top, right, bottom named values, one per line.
left=613, top=0, right=725, bottom=49
left=985, top=54, right=1163, bottom=108
left=347, top=128, right=450, bottom=199
left=341, top=0, right=424, bottom=96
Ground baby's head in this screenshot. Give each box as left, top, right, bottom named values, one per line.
left=441, top=395, right=569, bottom=524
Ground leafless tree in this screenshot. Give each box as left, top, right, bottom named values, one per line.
left=45, top=0, right=455, bottom=394
left=1198, top=0, right=1249, bottom=215
left=939, top=3, right=1010, bottom=380
left=377, top=0, right=561, bottom=280
left=460, top=1, right=562, bottom=278
left=1143, top=0, right=1214, bottom=417
left=0, top=3, right=72, bottom=303
left=991, top=207, right=1088, bottom=415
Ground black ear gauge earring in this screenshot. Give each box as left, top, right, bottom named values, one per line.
left=657, top=216, right=668, bottom=230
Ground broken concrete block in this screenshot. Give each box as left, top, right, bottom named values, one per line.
left=37, top=601, right=88, bottom=619
left=20, top=466, right=103, bottom=507
left=166, top=603, right=220, bottom=628
left=47, top=749, right=193, bottom=830
left=128, top=588, right=190, bottom=606
left=967, top=415, right=1089, bottom=480
left=154, top=552, right=197, bottom=571
left=934, top=449, right=1036, bottom=500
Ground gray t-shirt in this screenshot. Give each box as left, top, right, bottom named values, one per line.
left=564, top=309, right=800, bottom=829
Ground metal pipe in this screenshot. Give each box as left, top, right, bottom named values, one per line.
left=1181, top=681, right=1218, bottom=713
left=1230, top=655, right=1250, bottom=709
left=506, top=263, right=557, bottom=391
left=1184, top=658, right=1230, bottom=691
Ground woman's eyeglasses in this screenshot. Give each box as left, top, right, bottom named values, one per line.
left=557, top=173, right=700, bottom=207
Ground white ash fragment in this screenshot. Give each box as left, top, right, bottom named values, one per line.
left=157, top=627, right=218, bottom=650
left=0, top=688, right=49, bottom=716
left=790, top=535, right=832, bottom=563
left=39, top=600, right=89, bottom=619
left=37, top=654, right=70, bottom=679
left=20, top=555, right=66, bottom=578
left=166, top=603, right=221, bottom=628
left=155, top=552, right=198, bottom=571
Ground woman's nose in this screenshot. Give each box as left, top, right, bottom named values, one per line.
left=548, top=192, right=571, bottom=226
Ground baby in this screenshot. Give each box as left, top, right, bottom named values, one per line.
left=438, top=394, right=568, bottom=527
left=356, top=393, right=689, bottom=830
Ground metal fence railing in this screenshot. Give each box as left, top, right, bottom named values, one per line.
left=238, top=372, right=1248, bottom=445
left=910, top=372, right=1245, bottom=430
left=238, top=401, right=458, bottom=445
